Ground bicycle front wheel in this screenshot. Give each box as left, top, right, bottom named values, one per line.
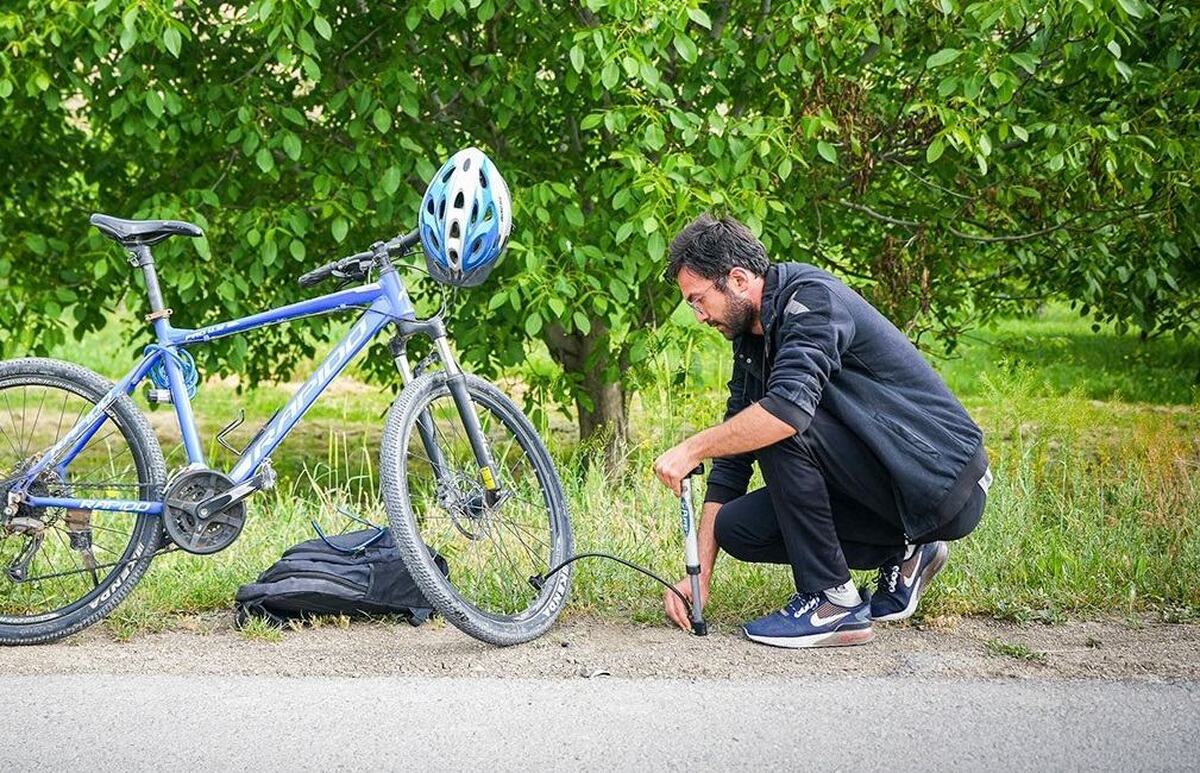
left=380, top=372, right=573, bottom=645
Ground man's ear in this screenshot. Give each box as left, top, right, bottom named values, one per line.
left=728, top=267, right=751, bottom=290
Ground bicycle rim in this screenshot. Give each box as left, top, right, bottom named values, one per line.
left=0, top=377, right=154, bottom=623
left=396, top=380, right=567, bottom=621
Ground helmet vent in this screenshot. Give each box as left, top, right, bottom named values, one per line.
left=471, top=201, right=479, bottom=221
left=479, top=170, right=489, bottom=188
left=462, top=156, right=472, bottom=172
left=438, top=199, right=446, bottom=219
left=424, top=224, right=441, bottom=248
left=450, top=221, right=460, bottom=239
left=453, top=191, right=465, bottom=209
left=442, top=167, right=454, bottom=183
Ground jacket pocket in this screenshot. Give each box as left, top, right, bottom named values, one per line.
left=874, top=413, right=940, bottom=459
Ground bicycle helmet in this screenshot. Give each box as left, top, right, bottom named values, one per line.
left=418, top=147, right=512, bottom=287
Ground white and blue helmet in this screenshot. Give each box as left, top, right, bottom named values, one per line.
left=418, top=147, right=512, bottom=287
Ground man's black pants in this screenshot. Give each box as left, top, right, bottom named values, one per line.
left=713, top=407, right=986, bottom=593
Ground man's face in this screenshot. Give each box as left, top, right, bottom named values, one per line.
left=677, top=267, right=756, bottom=340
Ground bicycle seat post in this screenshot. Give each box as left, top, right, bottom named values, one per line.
left=129, top=244, right=172, bottom=329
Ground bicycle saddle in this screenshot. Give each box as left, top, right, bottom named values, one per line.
left=89, top=213, right=204, bottom=247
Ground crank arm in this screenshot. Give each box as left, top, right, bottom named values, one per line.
left=193, top=470, right=271, bottom=521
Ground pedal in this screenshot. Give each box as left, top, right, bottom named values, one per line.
left=257, top=459, right=276, bottom=491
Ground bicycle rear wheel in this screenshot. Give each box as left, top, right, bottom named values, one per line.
left=380, top=372, right=573, bottom=645
left=0, top=358, right=164, bottom=645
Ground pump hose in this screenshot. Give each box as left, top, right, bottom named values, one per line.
left=530, top=552, right=692, bottom=610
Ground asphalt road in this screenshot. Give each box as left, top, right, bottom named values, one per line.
left=1, top=674, right=1196, bottom=771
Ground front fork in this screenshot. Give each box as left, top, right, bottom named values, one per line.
left=390, top=319, right=501, bottom=506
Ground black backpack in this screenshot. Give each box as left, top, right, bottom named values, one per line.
left=234, top=528, right=448, bottom=628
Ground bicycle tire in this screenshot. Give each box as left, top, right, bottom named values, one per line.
left=380, top=372, right=573, bottom=645
left=0, top=358, right=165, bottom=645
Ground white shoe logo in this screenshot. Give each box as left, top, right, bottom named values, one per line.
left=809, top=609, right=850, bottom=627
left=902, top=560, right=921, bottom=589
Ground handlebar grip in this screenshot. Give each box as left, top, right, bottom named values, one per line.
left=685, top=464, right=705, bottom=478
left=298, top=262, right=336, bottom=288
left=386, top=229, right=421, bottom=255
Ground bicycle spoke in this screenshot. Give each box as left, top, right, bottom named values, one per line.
left=493, top=516, right=550, bottom=564
left=486, top=520, right=536, bottom=581
left=53, top=392, right=70, bottom=449
left=396, top=385, right=566, bottom=620
left=0, top=391, right=25, bottom=460
left=0, top=374, right=153, bottom=628
left=26, top=387, right=48, bottom=462
left=19, top=386, right=27, bottom=459
left=49, top=527, right=91, bottom=593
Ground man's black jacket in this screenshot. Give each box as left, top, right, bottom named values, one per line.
left=705, top=262, right=989, bottom=540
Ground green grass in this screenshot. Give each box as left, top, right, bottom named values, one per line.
left=985, top=638, right=1048, bottom=664
left=29, top=301, right=1200, bottom=638
left=938, top=304, right=1199, bottom=406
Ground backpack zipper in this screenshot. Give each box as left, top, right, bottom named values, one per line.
left=275, top=570, right=368, bottom=592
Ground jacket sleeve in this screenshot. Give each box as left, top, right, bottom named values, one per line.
left=757, top=281, right=856, bottom=435
left=704, top=346, right=755, bottom=505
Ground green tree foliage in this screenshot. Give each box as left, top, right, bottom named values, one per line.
left=1, top=0, right=1196, bottom=451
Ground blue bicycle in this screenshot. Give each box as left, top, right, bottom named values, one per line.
left=0, top=211, right=574, bottom=645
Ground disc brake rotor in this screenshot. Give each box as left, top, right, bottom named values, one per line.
left=438, top=472, right=499, bottom=541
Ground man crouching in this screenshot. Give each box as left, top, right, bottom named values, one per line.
left=653, top=214, right=990, bottom=648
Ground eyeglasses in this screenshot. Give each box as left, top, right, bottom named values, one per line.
left=686, top=279, right=723, bottom=316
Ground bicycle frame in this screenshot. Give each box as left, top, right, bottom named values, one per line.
left=15, top=267, right=419, bottom=516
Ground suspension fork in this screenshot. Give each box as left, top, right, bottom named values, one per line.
left=389, top=321, right=501, bottom=502
left=390, top=334, right=450, bottom=483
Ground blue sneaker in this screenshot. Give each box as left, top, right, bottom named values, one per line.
left=871, top=541, right=950, bottom=622
left=742, top=591, right=874, bottom=649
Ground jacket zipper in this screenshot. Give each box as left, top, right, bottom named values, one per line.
left=762, top=320, right=770, bottom=385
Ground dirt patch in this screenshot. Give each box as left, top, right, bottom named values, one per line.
left=3, top=615, right=1196, bottom=682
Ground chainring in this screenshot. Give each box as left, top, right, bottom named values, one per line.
left=163, top=468, right=245, bottom=555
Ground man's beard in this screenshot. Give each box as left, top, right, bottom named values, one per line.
left=712, top=291, right=756, bottom=339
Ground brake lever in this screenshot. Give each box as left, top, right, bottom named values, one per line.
left=330, top=255, right=374, bottom=283
left=300, top=252, right=373, bottom=289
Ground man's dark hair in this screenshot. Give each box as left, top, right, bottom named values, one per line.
left=665, top=213, right=770, bottom=283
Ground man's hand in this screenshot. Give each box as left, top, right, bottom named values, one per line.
left=664, top=575, right=710, bottom=632
left=652, top=404, right=794, bottom=496
left=653, top=440, right=700, bottom=496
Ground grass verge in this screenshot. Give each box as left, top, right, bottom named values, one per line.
left=23, top=303, right=1199, bottom=639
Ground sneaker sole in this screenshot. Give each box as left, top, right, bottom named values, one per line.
left=742, top=625, right=875, bottom=649
left=873, top=542, right=950, bottom=623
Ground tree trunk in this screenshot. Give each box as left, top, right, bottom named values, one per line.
left=576, top=375, right=627, bottom=452
left=542, top=320, right=628, bottom=467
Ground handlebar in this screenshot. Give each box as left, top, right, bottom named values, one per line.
left=297, top=228, right=421, bottom=289
left=297, top=252, right=370, bottom=288
left=384, top=229, right=421, bottom=255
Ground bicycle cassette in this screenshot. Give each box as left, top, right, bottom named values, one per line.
left=163, top=467, right=246, bottom=554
